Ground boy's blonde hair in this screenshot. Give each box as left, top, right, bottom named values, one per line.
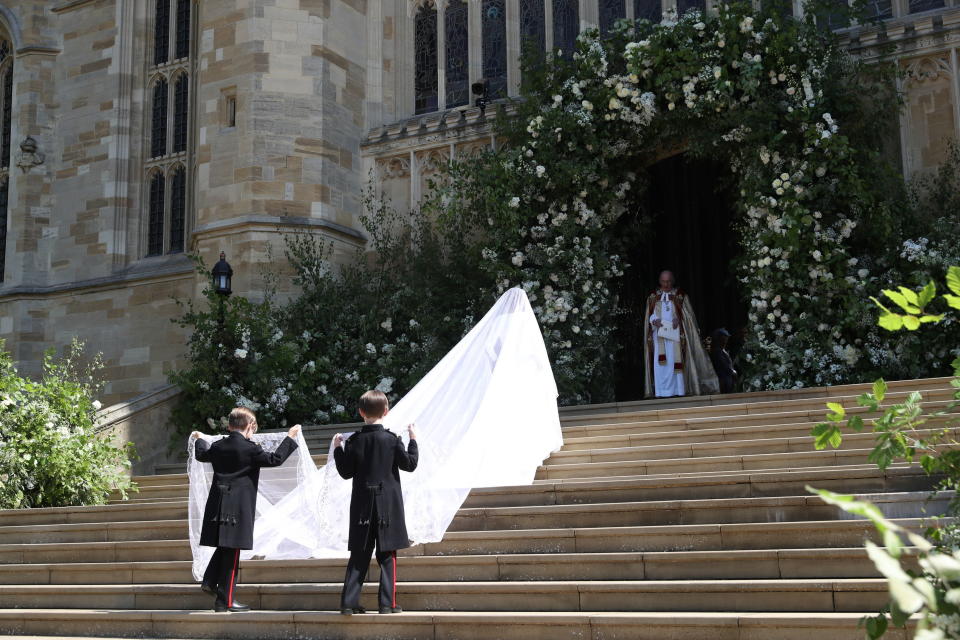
left=358, top=390, right=389, bottom=419
left=228, top=407, right=257, bottom=430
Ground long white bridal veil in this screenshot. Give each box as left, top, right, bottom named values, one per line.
left=187, top=287, right=563, bottom=580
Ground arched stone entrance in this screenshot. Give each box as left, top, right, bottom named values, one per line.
left=614, top=153, right=748, bottom=400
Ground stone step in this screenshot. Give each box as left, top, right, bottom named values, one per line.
left=114, top=464, right=935, bottom=508
left=560, top=415, right=955, bottom=451
left=0, top=609, right=915, bottom=640
left=0, top=547, right=911, bottom=585
left=0, top=491, right=943, bottom=542
left=559, top=397, right=959, bottom=439
left=154, top=454, right=329, bottom=476
left=555, top=375, right=954, bottom=421
left=557, top=379, right=956, bottom=427
left=0, top=579, right=892, bottom=613
left=536, top=446, right=932, bottom=479
left=0, top=518, right=937, bottom=565
left=544, top=427, right=953, bottom=465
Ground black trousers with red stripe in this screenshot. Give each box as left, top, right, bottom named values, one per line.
left=202, top=547, right=241, bottom=608
left=340, top=508, right=398, bottom=611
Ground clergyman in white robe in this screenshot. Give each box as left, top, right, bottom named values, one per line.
left=642, top=272, right=720, bottom=399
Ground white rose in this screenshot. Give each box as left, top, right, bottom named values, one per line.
left=509, top=197, right=520, bottom=208
left=92, top=400, right=102, bottom=410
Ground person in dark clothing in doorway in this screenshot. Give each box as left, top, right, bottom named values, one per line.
left=333, top=390, right=418, bottom=615
left=191, top=408, right=300, bottom=612
left=710, top=328, right=738, bottom=394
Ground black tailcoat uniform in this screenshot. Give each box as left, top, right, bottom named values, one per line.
left=193, top=431, right=298, bottom=607
left=334, top=424, right=418, bottom=611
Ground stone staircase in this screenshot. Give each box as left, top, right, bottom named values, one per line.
left=0, top=377, right=957, bottom=639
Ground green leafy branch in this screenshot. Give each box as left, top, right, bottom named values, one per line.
left=871, top=266, right=960, bottom=331
left=812, top=487, right=960, bottom=640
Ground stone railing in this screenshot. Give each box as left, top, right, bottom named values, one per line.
left=97, top=384, right=183, bottom=476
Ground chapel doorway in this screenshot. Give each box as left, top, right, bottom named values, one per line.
left=612, top=152, right=748, bottom=401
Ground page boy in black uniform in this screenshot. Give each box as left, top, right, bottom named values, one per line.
left=190, top=407, right=300, bottom=612
left=333, top=390, right=418, bottom=615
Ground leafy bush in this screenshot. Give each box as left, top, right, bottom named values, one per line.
left=168, top=199, right=486, bottom=439
left=815, top=489, right=960, bottom=640
left=811, top=267, right=960, bottom=638
left=0, top=339, right=136, bottom=509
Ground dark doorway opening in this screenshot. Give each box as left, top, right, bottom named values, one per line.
left=613, top=152, right=748, bottom=401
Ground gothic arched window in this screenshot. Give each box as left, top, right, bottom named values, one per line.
left=1, top=57, right=11, bottom=169
left=169, top=166, right=186, bottom=253
left=635, top=0, right=662, bottom=22
left=553, top=0, right=579, bottom=57
left=600, top=0, right=626, bottom=34
left=446, top=0, right=469, bottom=108
left=150, top=78, right=168, bottom=158
left=154, top=0, right=170, bottom=65
left=0, top=40, right=12, bottom=283
left=146, top=0, right=193, bottom=257
left=482, top=0, right=508, bottom=99
left=909, top=0, right=943, bottom=12
left=147, top=172, right=166, bottom=257
left=414, top=3, right=439, bottom=115
left=175, top=0, right=191, bottom=59
left=677, top=0, right=706, bottom=15
left=519, top=0, right=546, bottom=54
left=173, top=74, right=189, bottom=153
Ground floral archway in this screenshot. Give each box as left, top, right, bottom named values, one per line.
left=435, top=0, right=902, bottom=401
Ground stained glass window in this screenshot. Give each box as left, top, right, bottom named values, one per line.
left=414, top=4, right=439, bottom=115
left=677, top=0, right=706, bottom=15
left=0, top=179, right=7, bottom=283
left=600, top=0, right=626, bottom=34
left=169, top=167, right=186, bottom=253
left=909, top=0, right=943, bottom=13
left=761, top=0, right=795, bottom=19
left=553, top=0, right=579, bottom=58
left=519, top=0, right=546, bottom=54
left=446, top=0, right=469, bottom=108
left=634, top=0, right=662, bottom=22
left=151, top=79, right=168, bottom=158
left=815, top=0, right=850, bottom=29
left=173, top=74, right=188, bottom=153
left=147, top=1, right=192, bottom=257
left=866, top=0, right=893, bottom=18
left=175, top=0, right=191, bottom=60
left=147, top=172, right=165, bottom=257
left=154, top=0, right=170, bottom=66
left=482, top=0, right=507, bottom=99
left=1, top=69, right=11, bottom=169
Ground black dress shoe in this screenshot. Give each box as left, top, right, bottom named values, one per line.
left=340, top=606, right=366, bottom=615
left=214, top=601, right=251, bottom=612
left=200, top=583, right=215, bottom=596
left=379, top=606, right=403, bottom=614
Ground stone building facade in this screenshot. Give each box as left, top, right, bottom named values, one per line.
left=0, top=0, right=957, bottom=404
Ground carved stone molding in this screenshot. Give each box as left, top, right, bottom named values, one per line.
left=376, top=156, right=411, bottom=180
left=903, top=55, right=952, bottom=84
left=417, top=147, right=451, bottom=174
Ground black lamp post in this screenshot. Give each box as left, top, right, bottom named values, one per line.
left=211, top=252, right=233, bottom=385
left=472, top=80, right=489, bottom=113
left=212, top=251, right=233, bottom=296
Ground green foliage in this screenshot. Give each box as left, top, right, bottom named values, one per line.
left=0, top=339, right=136, bottom=509
left=811, top=268, right=960, bottom=638
left=812, top=269, right=960, bottom=480
left=168, top=199, right=487, bottom=438
left=813, top=488, right=960, bottom=640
